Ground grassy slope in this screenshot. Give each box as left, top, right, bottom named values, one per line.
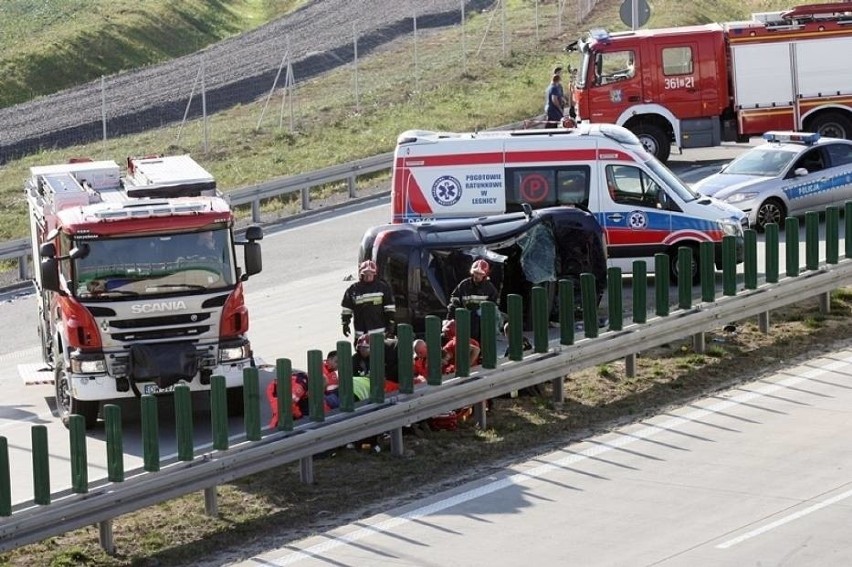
left=0, top=0, right=824, bottom=243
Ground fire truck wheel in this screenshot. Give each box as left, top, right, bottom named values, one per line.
left=755, top=198, right=786, bottom=232
left=632, top=124, right=671, bottom=163
left=54, top=358, right=99, bottom=429
left=226, top=386, right=245, bottom=417
left=809, top=112, right=852, bottom=140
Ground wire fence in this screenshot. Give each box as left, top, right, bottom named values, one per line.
left=0, top=0, right=601, bottom=163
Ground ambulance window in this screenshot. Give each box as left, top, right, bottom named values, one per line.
left=556, top=167, right=590, bottom=207
left=662, top=47, right=693, bottom=76
left=506, top=169, right=556, bottom=210
left=605, top=165, right=663, bottom=208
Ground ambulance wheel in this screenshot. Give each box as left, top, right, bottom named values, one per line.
left=54, top=358, right=99, bottom=429
left=633, top=124, right=671, bottom=163
left=809, top=111, right=852, bottom=140
left=669, top=245, right=700, bottom=286
left=755, top=199, right=786, bottom=232
left=226, top=386, right=245, bottom=417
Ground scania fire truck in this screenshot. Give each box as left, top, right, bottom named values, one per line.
left=566, top=2, right=852, bottom=162
left=26, top=155, right=263, bottom=428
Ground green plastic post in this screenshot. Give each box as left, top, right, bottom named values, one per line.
left=558, top=279, right=575, bottom=345
left=369, top=332, right=385, bottom=403
left=654, top=254, right=669, bottom=317
left=580, top=273, right=598, bottom=338
left=277, top=358, right=294, bottom=428
left=32, top=425, right=50, bottom=505
left=308, top=349, right=325, bottom=422
left=0, top=438, right=10, bottom=516
left=396, top=324, right=414, bottom=393
left=141, top=395, right=160, bottom=472
left=677, top=247, right=692, bottom=310
left=700, top=241, right=715, bottom=303
left=722, top=235, right=737, bottom=296
left=243, top=367, right=261, bottom=441
left=480, top=302, right=498, bottom=369
left=336, top=342, right=354, bottom=412
left=805, top=211, right=819, bottom=271
left=425, top=316, right=443, bottom=385
left=826, top=207, right=839, bottom=264
left=607, top=267, right=623, bottom=331
left=211, top=375, right=229, bottom=449
left=846, top=202, right=852, bottom=259
left=174, top=384, right=194, bottom=462
left=744, top=230, right=758, bottom=290
left=632, top=260, right=647, bottom=324
left=455, top=308, right=472, bottom=377
left=765, top=223, right=779, bottom=283
left=786, top=217, right=800, bottom=277
left=507, top=294, right=524, bottom=361
left=531, top=286, right=548, bottom=352
left=104, top=404, right=124, bottom=483
left=69, top=414, right=87, bottom=494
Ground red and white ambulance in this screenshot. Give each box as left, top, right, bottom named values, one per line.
left=390, top=123, right=746, bottom=283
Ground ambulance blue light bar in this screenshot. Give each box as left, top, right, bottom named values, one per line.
left=762, top=131, right=820, bottom=145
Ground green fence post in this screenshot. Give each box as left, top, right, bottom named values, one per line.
left=32, top=425, right=50, bottom=505
left=826, top=206, right=839, bottom=265
left=141, top=395, right=159, bottom=472
left=700, top=241, right=715, bottom=303
left=786, top=217, right=800, bottom=277
left=765, top=223, right=779, bottom=283
left=607, top=267, right=623, bottom=331
left=532, top=286, right=548, bottom=353
left=276, top=358, right=294, bottom=428
left=425, top=316, right=443, bottom=385
left=308, top=349, right=325, bottom=422
left=243, top=367, right=261, bottom=441
left=211, top=375, right=229, bottom=450
left=580, top=273, right=598, bottom=338
left=507, top=294, right=524, bottom=360
left=805, top=211, right=819, bottom=271
left=369, top=332, right=385, bottom=403
left=846, top=202, right=852, bottom=259
left=336, top=342, right=354, bottom=412
left=104, top=404, right=124, bottom=483
left=654, top=254, right=669, bottom=317
left=455, top=308, right=472, bottom=377
left=480, top=301, right=498, bottom=369
left=559, top=279, right=575, bottom=345
left=633, top=260, right=647, bottom=324
left=396, top=324, right=414, bottom=393
left=174, top=384, right=194, bottom=462
left=744, top=230, right=758, bottom=290
left=69, top=414, right=87, bottom=494
left=0, top=438, right=9, bottom=516
left=678, top=247, right=692, bottom=310
left=722, top=235, right=737, bottom=296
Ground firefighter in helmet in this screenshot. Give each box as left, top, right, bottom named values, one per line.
left=447, top=258, right=500, bottom=342
left=341, top=259, right=396, bottom=342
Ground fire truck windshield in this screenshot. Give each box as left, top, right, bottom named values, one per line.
left=72, top=229, right=236, bottom=299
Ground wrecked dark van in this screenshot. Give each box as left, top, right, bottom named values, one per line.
left=358, top=206, right=608, bottom=332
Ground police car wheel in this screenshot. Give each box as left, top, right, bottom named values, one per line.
left=755, top=199, right=785, bottom=232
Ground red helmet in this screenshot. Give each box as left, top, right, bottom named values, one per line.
left=359, top=260, right=377, bottom=277
left=470, top=259, right=490, bottom=276
left=441, top=318, right=456, bottom=339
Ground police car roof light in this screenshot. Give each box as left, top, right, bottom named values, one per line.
left=589, top=28, right=610, bottom=42
left=762, top=131, right=820, bottom=145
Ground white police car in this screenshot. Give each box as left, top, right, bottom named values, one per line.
left=693, top=132, right=852, bottom=231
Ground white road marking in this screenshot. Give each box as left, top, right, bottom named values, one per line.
left=17, top=363, right=53, bottom=385
left=239, top=351, right=852, bottom=566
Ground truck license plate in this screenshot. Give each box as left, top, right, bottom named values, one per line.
left=143, top=383, right=176, bottom=395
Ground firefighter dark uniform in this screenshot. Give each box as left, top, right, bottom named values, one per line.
left=341, top=260, right=396, bottom=340
left=447, top=259, right=499, bottom=342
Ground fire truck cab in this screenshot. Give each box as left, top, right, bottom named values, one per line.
left=27, top=155, right=263, bottom=428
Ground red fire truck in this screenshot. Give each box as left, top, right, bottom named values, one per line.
left=26, top=155, right=263, bottom=428
left=566, top=2, right=852, bottom=162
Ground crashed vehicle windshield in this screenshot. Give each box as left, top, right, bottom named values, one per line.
left=358, top=206, right=608, bottom=332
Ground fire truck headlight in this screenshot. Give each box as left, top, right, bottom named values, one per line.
left=219, top=343, right=251, bottom=363
left=70, top=357, right=107, bottom=374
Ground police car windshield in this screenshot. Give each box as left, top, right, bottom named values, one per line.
left=723, top=147, right=797, bottom=177
left=73, top=230, right=236, bottom=299
left=646, top=159, right=701, bottom=202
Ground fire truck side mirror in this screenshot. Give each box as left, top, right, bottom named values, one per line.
left=39, top=242, right=57, bottom=259
left=242, top=242, right=262, bottom=280
left=39, top=258, right=61, bottom=293
left=244, top=225, right=263, bottom=242
left=69, top=243, right=90, bottom=260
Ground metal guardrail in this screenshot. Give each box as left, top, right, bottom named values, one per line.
left=2, top=258, right=850, bottom=551
left=0, top=152, right=396, bottom=282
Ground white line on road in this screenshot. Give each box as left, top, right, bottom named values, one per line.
left=238, top=351, right=852, bottom=566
